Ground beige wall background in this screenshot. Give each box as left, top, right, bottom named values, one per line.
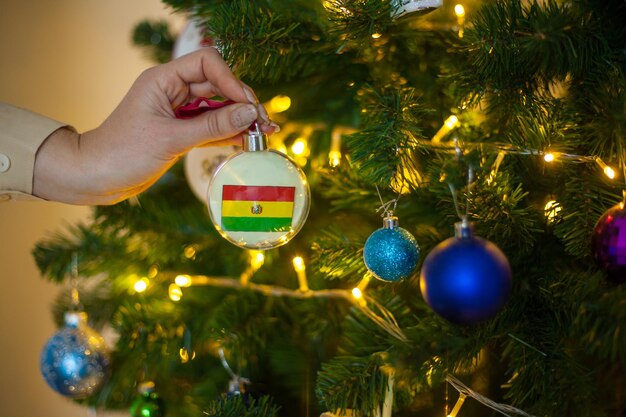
left=0, top=1, right=181, bottom=416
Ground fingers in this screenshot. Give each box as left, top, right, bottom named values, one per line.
left=169, top=102, right=259, bottom=151
left=168, top=49, right=250, bottom=103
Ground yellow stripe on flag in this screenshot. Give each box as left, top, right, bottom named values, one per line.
left=222, top=200, right=294, bottom=218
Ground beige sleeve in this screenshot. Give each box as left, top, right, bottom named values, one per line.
left=0, top=103, right=70, bottom=202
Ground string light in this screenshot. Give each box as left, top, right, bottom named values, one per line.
left=184, top=244, right=197, bottom=259
left=454, top=4, right=466, bottom=38
left=432, top=115, right=460, bottom=143
left=241, top=250, right=265, bottom=285
left=158, top=272, right=407, bottom=342
left=371, top=32, right=382, bottom=39
left=420, top=129, right=615, bottom=179
left=268, top=95, right=291, bottom=113
left=454, top=4, right=466, bottom=17
left=595, top=157, right=616, bottom=179
left=291, top=138, right=308, bottom=156
left=543, top=152, right=555, bottom=162
left=329, top=128, right=343, bottom=167
left=169, top=283, right=183, bottom=301
left=292, top=256, right=309, bottom=292
left=351, top=275, right=371, bottom=303
left=179, top=347, right=196, bottom=363
left=175, top=274, right=192, bottom=287
left=447, top=393, right=467, bottom=417
left=133, top=277, right=149, bottom=293
left=544, top=199, right=561, bottom=222
left=250, top=250, right=265, bottom=269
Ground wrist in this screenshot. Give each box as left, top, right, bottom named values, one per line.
left=33, top=127, right=85, bottom=204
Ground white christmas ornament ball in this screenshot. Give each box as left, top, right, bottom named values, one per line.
left=184, top=146, right=237, bottom=202
left=172, top=20, right=212, bottom=60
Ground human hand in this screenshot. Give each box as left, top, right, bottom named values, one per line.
left=33, top=48, right=276, bottom=205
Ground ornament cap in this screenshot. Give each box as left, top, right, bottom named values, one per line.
left=382, top=211, right=399, bottom=229
left=454, top=218, right=475, bottom=239
left=64, top=311, right=88, bottom=328
left=243, top=124, right=268, bottom=152
left=138, top=381, right=156, bottom=395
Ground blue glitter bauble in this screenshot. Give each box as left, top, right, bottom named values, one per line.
left=420, top=233, right=512, bottom=325
left=591, top=204, right=626, bottom=283
left=363, top=226, right=420, bottom=282
left=40, top=312, right=110, bottom=399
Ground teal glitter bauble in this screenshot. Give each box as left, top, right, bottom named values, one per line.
left=363, top=216, right=420, bottom=282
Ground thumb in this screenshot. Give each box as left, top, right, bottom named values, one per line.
left=171, top=103, right=258, bottom=149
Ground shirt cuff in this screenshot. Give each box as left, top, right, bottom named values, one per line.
left=0, top=103, right=71, bottom=201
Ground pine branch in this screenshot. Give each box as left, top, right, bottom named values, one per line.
left=347, top=85, right=427, bottom=185
left=132, top=20, right=176, bottom=64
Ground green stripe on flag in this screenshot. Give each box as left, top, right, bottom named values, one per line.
left=222, top=217, right=292, bottom=232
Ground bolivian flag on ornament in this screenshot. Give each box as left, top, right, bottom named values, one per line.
left=221, top=185, right=295, bottom=232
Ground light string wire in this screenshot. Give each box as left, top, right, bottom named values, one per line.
left=446, top=375, right=536, bottom=417
left=164, top=272, right=408, bottom=343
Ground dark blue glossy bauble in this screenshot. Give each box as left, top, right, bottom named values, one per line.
left=363, top=226, right=420, bottom=282
left=420, top=235, right=512, bottom=325
left=40, top=312, right=110, bottom=398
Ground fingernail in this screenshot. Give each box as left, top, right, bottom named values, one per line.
left=257, top=104, right=270, bottom=124
left=269, top=121, right=281, bottom=133
left=231, top=104, right=258, bottom=128
left=242, top=87, right=258, bottom=105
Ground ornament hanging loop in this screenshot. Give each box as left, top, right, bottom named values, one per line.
left=447, top=140, right=475, bottom=224
left=69, top=252, right=82, bottom=311
left=218, top=347, right=250, bottom=394
left=375, top=185, right=400, bottom=222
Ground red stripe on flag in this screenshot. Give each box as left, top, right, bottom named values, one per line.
left=222, top=185, right=295, bottom=202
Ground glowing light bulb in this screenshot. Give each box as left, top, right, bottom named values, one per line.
left=454, top=4, right=466, bottom=17
left=175, top=274, right=192, bottom=287
left=269, top=95, right=291, bottom=113
left=433, top=115, right=461, bottom=143
left=543, top=153, right=555, bottom=162
left=184, top=245, right=197, bottom=258
left=544, top=199, right=561, bottom=222
left=329, top=150, right=342, bottom=167
left=134, top=277, right=149, bottom=293
left=169, top=283, right=183, bottom=301
left=291, top=138, right=307, bottom=156
left=595, top=157, right=616, bottom=180
left=371, top=32, right=382, bottom=39
left=148, top=266, right=159, bottom=279
left=250, top=250, right=265, bottom=269
left=444, top=115, right=459, bottom=129
left=292, top=256, right=305, bottom=272
left=179, top=347, right=196, bottom=363
left=352, top=287, right=363, bottom=299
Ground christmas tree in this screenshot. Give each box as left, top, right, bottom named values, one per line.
left=35, top=1, right=626, bottom=416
